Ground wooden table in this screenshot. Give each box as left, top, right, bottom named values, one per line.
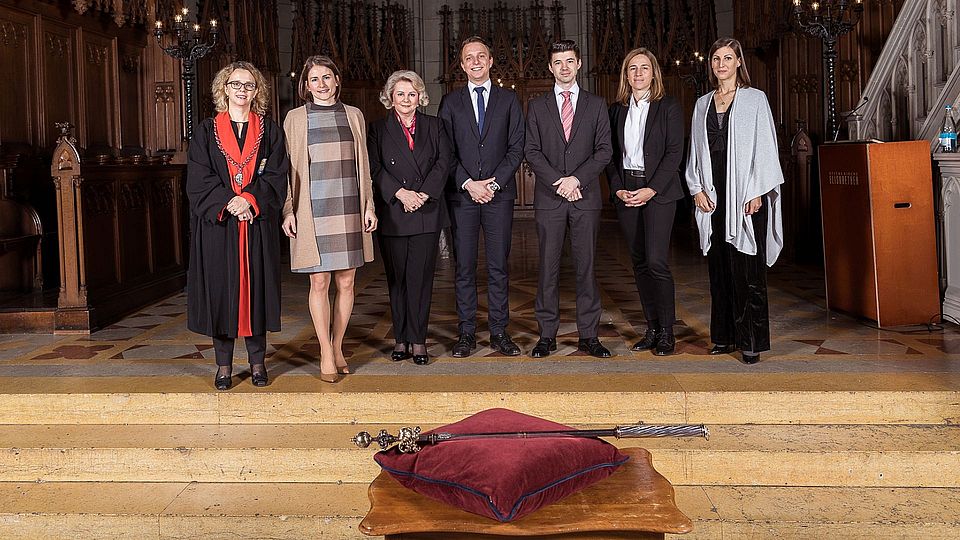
left=359, top=447, right=693, bottom=539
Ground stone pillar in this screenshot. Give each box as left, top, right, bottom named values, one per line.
left=933, top=153, right=960, bottom=322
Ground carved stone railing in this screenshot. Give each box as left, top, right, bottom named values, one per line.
left=51, top=124, right=187, bottom=332
left=847, top=0, right=955, bottom=143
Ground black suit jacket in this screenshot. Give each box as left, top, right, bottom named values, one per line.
left=605, top=96, right=684, bottom=204
left=524, top=88, right=612, bottom=210
left=368, top=112, right=452, bottom=236
left=438, top=85, right=525, bottom=201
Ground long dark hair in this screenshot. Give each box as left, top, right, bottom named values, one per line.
left=707, top=37, right=752, bottom=89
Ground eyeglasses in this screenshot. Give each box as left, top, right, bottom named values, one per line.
left=226, top=81, right=257, bottom=91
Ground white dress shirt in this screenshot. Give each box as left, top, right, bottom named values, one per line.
left=554, top=82, right=581, bottom=187
left=462, top=79, right=499, bottom=190
left=467, top=79, right=492, bottom=125
left=554, top=82, right=580, bottom=117
left=622, top=95, right=650, bottom=171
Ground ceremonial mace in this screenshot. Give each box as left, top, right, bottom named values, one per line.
left=353, top=424, right=709, bottom=454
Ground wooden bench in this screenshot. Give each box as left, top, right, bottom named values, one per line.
left=360, top=447, right=692, bottom=539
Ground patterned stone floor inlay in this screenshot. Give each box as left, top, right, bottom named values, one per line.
left=1, top=220, right=957, bottom=379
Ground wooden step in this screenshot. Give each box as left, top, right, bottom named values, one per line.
left=2, top=374, right=958, bottom=425
left=0, top=482, right=956, bottom=539
left=0, top=424, right=956, bottom=488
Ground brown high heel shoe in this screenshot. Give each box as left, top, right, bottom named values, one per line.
left=320, top=370, right=341, bottom=384
left=320, top=355, right=341, bottom=384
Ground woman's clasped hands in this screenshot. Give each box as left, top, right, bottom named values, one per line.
left=396, top=188, right=429, bottom=212
left=226, top=195, right=254, bottom=222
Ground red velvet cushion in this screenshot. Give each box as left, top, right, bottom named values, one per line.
left=374, top=408, right=629, bottom=522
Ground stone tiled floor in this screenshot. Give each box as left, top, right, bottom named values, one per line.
left=2, top=219, right=958, bottom=378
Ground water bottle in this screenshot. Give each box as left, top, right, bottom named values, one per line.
left=939, top=105, right=957, bottom=153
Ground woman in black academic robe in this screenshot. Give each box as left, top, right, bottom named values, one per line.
left=186, top=61, right=289, bottom=390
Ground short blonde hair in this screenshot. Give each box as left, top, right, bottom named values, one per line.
left=211, top=61, right=271, bottom=115
left=616, top=48, right=665, bottom=105
left=379, top=70, right=429, bottom=109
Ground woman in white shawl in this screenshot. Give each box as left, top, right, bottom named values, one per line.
left=685, top=37, right=784, bottom=364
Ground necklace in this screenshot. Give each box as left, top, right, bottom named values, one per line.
left=717, top=87, right=737, bottom=107
left=214, top=115, right=265, bottom=186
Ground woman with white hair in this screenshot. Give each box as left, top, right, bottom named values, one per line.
left=367, top=70, right=452, bottom=366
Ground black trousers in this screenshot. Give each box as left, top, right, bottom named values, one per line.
left=534, top=204, right=602, bottom=339
left=379, top=232, right=440, bottom=344
left=213, top=334, right=266, bottom=366
left=616, top=200, right=677, bottom=332
left=449, top=198, right=514, bottom=336
left=707, top=204, right=770, bottom=352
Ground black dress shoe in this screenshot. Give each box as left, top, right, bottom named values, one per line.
left=251, top=365, right=268, bottom=387
left=631, top=328, right=663, bottom=351
left=214, top=368, right=232, bottom=391
left=451, top=334, right=476, bottom=358
left=654, top=333, right=676, bottom=356
left=740, top=352, right=761, bottom=364
left=578, top=338, right=612, bottom=358
left=709, top=344, right=737, bottom=355
left=490, top=333, right=521, bottom=356
left=391, top=343, right=412, bottom=362
left=413, top=353, right=430, bottom=365
left=530, top=338, right=557, bottom=358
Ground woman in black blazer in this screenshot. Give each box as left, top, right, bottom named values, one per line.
left=368, top=70, right=452, bottom=365
left=605, top=47, right=684, bottom=356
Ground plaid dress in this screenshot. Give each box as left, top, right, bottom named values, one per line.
left=294, top=101, right=364, bottom=272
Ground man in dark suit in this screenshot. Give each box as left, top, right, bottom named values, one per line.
left=524, top=40, right=614, bottom=358
left=439, top=36, right=525, bottom=357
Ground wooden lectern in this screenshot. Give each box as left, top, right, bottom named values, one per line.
left=818, top=140, right=939, bottom=327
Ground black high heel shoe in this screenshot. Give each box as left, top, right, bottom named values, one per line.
left=250, top=364, right=268, bottom=387
left=214, top=366, right=232, bottom=391
left=391, top=343, right=412, bottom=362
left=412, top=344, right=429, bottom=366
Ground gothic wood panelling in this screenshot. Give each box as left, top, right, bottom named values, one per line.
left=0, top=0, right=153, bottom=296
left=41, top=23, right=79, bottom=149
left=80, top=32, right=117, bottom=154
left=0, top=8, right=37, bottom=147
left=118, top=42, right=145, bottom=153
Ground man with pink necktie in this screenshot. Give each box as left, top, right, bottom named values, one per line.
left=524, top=39, right=613, bottom=359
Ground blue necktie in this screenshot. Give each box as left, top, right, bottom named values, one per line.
left=475, top=86, right=486, bottom=134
